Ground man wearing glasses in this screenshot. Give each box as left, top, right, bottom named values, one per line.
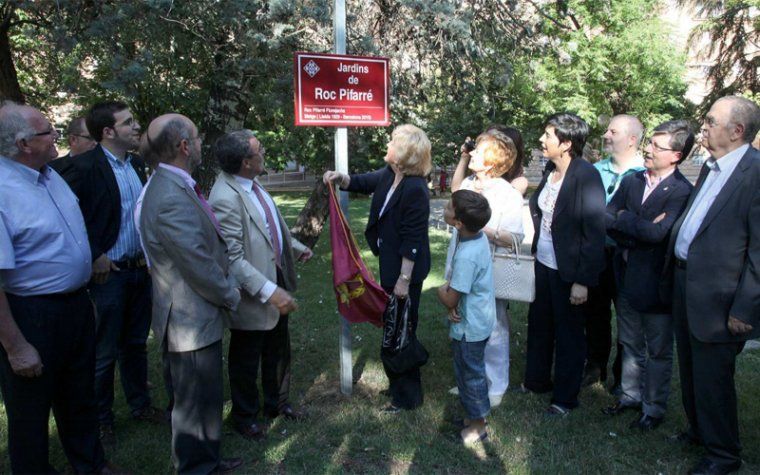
left=586, top=114, right=646, bottom=391
left=602, top=120, right=694, bottom=431
left=667, top=96, right=760, bottom=474
left=0, top=102, right=116, bottom=473
left=54, top=101, right=163, bottom=446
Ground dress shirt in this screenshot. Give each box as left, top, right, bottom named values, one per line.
left=234, top=175, right=284, bottom=302
left=102, top=146, right=144, bottom=261
left=0, top=156, right=92, bottom=296
left=675, top=144, right=749, bottom=260
left=642, top=169, right=675, bottom=204
left=594, top=156, right=645, bottom=203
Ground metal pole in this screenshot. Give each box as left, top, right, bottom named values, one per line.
left=334, top=0, right=352, bottom=396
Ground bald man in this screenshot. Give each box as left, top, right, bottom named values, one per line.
left=586, top=114, right=646, bottom=391
left=138, top=114, right=243, bottom=474
left=0, top=102, right=112, bottom=473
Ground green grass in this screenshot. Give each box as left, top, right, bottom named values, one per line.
left=3, top=193, right=760, bottom=473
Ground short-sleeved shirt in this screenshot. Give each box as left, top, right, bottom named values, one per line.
left=0, top=156, right=92, bottom=296
left=593, top=156, right=645, bottom=203
left=449, top=232, right=496, bottom=342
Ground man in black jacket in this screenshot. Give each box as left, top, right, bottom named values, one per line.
left=666, top=96, right=760, bottom=475
left=602, top=120, right=693, bottom=431
left=53, top=101, right=163, bottom=445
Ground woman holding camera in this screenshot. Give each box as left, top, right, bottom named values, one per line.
left=323, top=124, right=432, bottom=413
left=447, top=129, right=525, bottom=406
left=521, top=113, right=606, bottom=415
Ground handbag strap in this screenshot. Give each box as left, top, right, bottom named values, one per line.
left=492, top=211, right=518, bottom=257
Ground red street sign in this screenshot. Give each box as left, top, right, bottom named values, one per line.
left=293, top=52, right=390, bottom=127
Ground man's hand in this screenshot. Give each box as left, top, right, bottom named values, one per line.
left=393, top=277, right=410, bottom=298
left=267, top=287, right=298, bottom=315
left=569, top=283, right=588, bottom=305
left=322, top=170, right=349, bottom=188
left=447, top=307, right=461, bottom=323
left=92, top=254, right=119, bottom=284
left=653, top=212, right=666, bottom=224
left=728, top=316, right=753, bottom=336
left=7, top=340, right=43, bottom=378
left=298, top=247, right=314, bottom=263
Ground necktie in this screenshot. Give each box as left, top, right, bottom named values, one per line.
left=251, top=182, right=281, bottom=266
left=193, top=183, right=222, bottom=235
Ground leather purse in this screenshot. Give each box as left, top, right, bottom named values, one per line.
left=491, top=217, right=536, bottom=302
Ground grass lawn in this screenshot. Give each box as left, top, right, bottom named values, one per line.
left=3, top=192, right=760, bottom=474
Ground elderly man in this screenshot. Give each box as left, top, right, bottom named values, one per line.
left=0, top=102, right=111, bottom=473
left=667, top=96, right=760, bottom=475
left=602, top=120, right=694, bottom=429
left=209, top=131, right=312, bottom=440
left=64, top=117, right=96, bottom=158
left=586, top=114, right=646, bottom=390
left=53, top=101, right=161, bottom=445
left=139, top=114, right=243, bottom=474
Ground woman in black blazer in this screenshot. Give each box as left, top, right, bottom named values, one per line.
left=522, top=113, right=606, bottom=415
left=324, top=124, right=432, bottom=412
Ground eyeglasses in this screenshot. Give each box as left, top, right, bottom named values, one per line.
left=647, top=139, right=676, bottom=153
left=71, top=133, right=93, bottom=140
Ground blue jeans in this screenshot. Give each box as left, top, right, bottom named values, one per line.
left=452, top=337, right=490, bottom=419
left=89, top=267, right=152, bottom=426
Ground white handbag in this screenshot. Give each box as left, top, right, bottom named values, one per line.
left=491, top=228, right=536, bottom=303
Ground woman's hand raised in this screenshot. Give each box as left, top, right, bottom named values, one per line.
left=322, top=170, right=349, bottom=188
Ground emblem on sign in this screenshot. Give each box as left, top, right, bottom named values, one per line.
left=304, top=60, right=320, bottom=78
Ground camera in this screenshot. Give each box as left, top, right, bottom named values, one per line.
left=462, top=137, right=476, bottom=153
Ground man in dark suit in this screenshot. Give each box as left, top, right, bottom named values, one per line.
left=53, top=101, right=163, bottom=445
left=602, top=120, right=693, bottom=431
left=666, top=96, right=760, bottom=475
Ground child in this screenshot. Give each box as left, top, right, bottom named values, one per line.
left=437, top=190, right=496, bottom=444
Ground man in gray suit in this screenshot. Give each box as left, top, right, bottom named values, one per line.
left=139, top=114, right=243, bottom=474
left=666, top=96, right=760, bottom=475
left=209, top=131, right=312, bottom=441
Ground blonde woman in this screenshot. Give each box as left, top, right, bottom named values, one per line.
left=446, top=130, right=525, bottom=406
left=324, top=124, right=432, bottom=412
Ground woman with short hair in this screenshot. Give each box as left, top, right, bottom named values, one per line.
left=323, top=124, right=432, bottom=412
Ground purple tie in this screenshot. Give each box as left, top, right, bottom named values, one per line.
left=251, top=182, right=281, bottom=266
left=193, top=184, right=222, bottom=235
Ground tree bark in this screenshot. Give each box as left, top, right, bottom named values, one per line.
left=290, top=178, right=330, bottom=250
left=0, top=5, right=24, bottom=103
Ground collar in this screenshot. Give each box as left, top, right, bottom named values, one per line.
left=645, top=168, right=675, bottom=186
left=707, top=144, right=748, bottom=173
left=599, top=155, right=645, bottom=175
left=233, top=174, right=255, bottom=193
left=459, top=231, right=484, bottom=242
left=101, top=145, right=131, bottom=166
left=158, top=163, right=196, bottom=188
left=0, top=155, right=50, bottom=185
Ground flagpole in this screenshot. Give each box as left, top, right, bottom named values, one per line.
left=334, top=0, right=352, bottom=396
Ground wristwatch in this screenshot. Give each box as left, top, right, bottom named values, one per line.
left=399, top=273, right=411, bottom=282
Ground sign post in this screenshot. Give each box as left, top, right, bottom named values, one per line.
left=294, top=1, right=390, bottom=395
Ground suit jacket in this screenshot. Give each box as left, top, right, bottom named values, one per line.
left=606, top=169, right=692, bottom=313
left=139, top=167, right=240, bottom=352
left=529, top=158, right=606, bottom=286
left=209, top=172, right=307, bottom=331
left=51, top=144, right=147, bottom=260
left=663, top=146, right=760, bottom=342
left=345, top=166, right=431, bottom=287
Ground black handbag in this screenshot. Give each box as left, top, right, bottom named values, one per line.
left=380, top=295, right=429, bottom=373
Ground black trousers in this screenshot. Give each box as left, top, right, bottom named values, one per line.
left=228, top=314, right=292, bottom=427
left=0, top=289, right=105, bottom=474
left=167, top=340, right=223, bottom=475
left=524, top=262, right=587, bottom=409
left=585, top=247, right=622, bottom=383
left=382, top=283, right=423, bottom=410
left=673, top=267, right=743, bottom=466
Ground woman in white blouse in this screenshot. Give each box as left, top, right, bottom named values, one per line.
left=447, top=130, right=525, bottom=406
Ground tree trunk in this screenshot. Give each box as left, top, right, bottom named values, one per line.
left=0, top=5, right=24, bottom=103
left=290, top=178, right=330, bottom=249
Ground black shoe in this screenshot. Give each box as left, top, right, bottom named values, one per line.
left=628, top=413, right=663, bottom=431
left=99, top=424, right=116, bottom=447
left=602, top=401, right=641, bottom=416
left=670, top=427, right=703, bottom=446
left=215, top=457, right=245, bottom=474
left=687, top=457, right=741, bottom=475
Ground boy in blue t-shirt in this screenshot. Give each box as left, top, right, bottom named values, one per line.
left=437, top=190, right=496, bottom=444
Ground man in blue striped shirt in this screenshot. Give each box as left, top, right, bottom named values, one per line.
left=54, top=102, right=164, bottom=445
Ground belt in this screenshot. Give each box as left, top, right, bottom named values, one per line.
left=112, top=255, right=147, bottom=270
left=8, top=287, right=87, bottom=301
left=675, top=258, right=687, bottom=270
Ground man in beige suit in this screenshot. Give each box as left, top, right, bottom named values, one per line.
left=209, top=130, right=312, bottom=441
left=139, top=114, right=243, bottom=474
